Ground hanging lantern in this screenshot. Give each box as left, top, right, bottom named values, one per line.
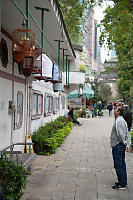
left=12, top=28, right=35, bottom=63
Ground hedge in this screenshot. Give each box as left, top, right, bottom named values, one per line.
left=32, top=116, right=73, bottom=155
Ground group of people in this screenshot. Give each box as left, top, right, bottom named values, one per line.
left=110, top=102, right=132, bottom=190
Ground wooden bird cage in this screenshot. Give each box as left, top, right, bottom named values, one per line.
left=12, top=28, right=35, bottom=64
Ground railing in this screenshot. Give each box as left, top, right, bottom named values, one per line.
left=0, top=143, right=36, bottom=169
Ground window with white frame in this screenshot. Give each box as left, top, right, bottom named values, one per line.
left=45, top=95, right=53, bottom=114
left=32, top=92, right=43, bottom=116
left=54, top=98, right=59, bottom=113
left=61, top=96, right=65, bottom=109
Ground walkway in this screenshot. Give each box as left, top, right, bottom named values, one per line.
left=20, top=110, right=133, bottom=200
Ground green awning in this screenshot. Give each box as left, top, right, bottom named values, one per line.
left=68, top=90, right=79, bottom=98
left=83, top=84, right=94, bottom=99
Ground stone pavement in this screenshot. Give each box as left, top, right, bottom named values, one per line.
left=20, top=110, right=133, bottom=200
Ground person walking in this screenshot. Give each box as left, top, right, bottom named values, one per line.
left=107, top=102, right=113, bottom=116
left=68, top=108, right=82, bottom=126
left=98, top=101, right=102, bottom=117
left=110, top=107, right=131, bottom=190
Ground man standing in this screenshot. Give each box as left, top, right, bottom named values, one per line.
left=110, top=107, right=130, bottom=190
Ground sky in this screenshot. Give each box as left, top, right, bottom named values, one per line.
left=94, top=2, right=111, bottom=63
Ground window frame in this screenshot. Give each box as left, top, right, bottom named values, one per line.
left=32, top=90, right=43, bottom=120
left=44, top=94, right=53, bottom=116
left=53, top=97, right=59, bottom=114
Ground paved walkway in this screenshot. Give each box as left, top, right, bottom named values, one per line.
left=20, top=110, right=133, bottom=200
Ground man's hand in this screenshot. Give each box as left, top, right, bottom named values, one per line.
left=126, top=146, right=130, bottom=152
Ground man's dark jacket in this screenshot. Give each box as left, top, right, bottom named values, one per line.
left=123, top=110, right=132, bottom=128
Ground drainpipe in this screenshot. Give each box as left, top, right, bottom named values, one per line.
left=26, top=0, right=29, bottom=29
left=60, top=48, right=67, bottom=71
left=68, top=60, right=70, bottom=88
left=25, top=0, right=32, bottom=135
left=54, top=40, right=64, bottom=69
left=11, top=59, right=15, bottom=145
left=65, top=55, right=70, bottom=85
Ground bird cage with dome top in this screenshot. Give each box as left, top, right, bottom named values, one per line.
left=12, top=28, right=35, bottom=76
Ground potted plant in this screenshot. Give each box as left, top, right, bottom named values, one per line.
left=81, top=106, right=86, bottom=118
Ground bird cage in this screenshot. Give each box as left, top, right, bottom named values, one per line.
left=58, top=70, right=62, bottom=83
left=32, top=48, right=42, bottom=74
left=53, top=72, right=64, bottom=92
left=12, top=28, right=35, bottom=64
left=52, top=63, right=59, bottom=83
left=33, top=53, right=53, bottom=81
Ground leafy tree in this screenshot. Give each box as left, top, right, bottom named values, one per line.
left=58, top=0, right=95, bottom=44
left=90, top=72, right=112, bottom=106
left=99, top=0, right=133, bottom=103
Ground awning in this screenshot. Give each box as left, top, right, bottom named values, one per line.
left=83, top=83, right=94, bottom=99
left=68, top=90, right=79, bottom=99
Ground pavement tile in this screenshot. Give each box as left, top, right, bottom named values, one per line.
left=20, top=111, right=133, bottom=200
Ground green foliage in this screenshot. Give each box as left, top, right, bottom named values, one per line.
left=99, top=0, right=133, bottom=102
left=130, top=130, right=133, bottom=150
left=32, top=116, right=73, bottom=155
left=99, top=83, right=112, bottom=106
left=0, top=156, right=27, bottom=200
left=75, top=106, right=80, bottom=110
left=58, top=0, right=95, bottom=44
left=73, top=110, right=79, bottom=119
left=80, top=64, right=87, bottom=72
left=81, top=106, right=86, bottom=115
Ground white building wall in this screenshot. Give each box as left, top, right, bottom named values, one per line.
left=0, top=32, right=68, bottom=151
left=31, top=81, right=67, bottom=133
left=0, top=77, right=12, bottom=149
left=0, top=33, right=26, bottom=151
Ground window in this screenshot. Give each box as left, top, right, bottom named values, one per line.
left=61, top=96, right=65, bottom=109
left=54, top=98, right=59, bottom=113
left=32, top=92, right=43, bottom=117
left=45, top=96, right=53, bottom=115
left=14, top=91, right=23, bottom=130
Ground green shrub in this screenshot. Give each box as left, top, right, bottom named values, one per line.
left=75, top=106, right=80, bottom=110
left=73, top=110, right=79, bottom=119
left=130, top=131, right=133, bottom=149
left=32, top=116, right=73, bottom=155
left=0, top=156, right=27, bottom=200
left=81, top=106, right=86, bottom=115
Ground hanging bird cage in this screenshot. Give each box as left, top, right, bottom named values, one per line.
left=52, top=63, right=59, bottom=83
left=58, top=70, right=62, bottom=83
left=32, top=48, right=42, bottom=74
left=33, top=53, right=53, bottom=81
left=12, top=28, right=35, bottom=64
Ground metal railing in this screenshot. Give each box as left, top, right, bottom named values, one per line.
left=0, top=143, right=36, bottom=169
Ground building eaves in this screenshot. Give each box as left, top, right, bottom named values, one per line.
left=54, top=0, right=76, bottom=58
